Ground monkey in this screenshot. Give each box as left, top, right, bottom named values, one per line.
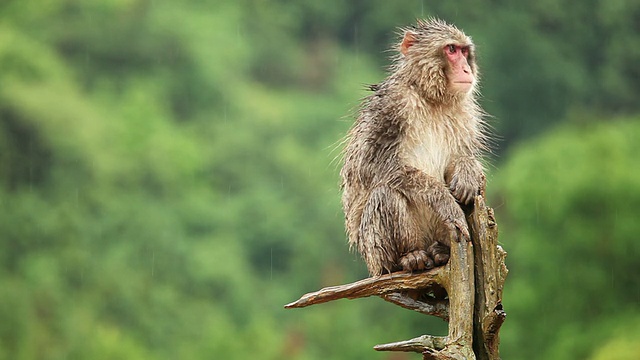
left=340, top=18, right=488, bottom=276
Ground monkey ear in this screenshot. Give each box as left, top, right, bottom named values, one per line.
left=400, top=31, right=417, bottom=56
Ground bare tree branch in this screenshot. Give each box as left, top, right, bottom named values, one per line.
left=285, top=268, right=445, bottom=309
left=375, top=334, right=447, bottom=353
left=381, top=292, right=449, bottom=320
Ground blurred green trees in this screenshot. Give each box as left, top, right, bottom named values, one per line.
left=0, top=0, right=639, bottom=359
left=493, top=120, right=640, bottom=359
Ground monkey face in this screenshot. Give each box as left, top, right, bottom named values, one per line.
left=444, top=44, right=475, bottom=94
left=398, top=19, right=478, bottom=102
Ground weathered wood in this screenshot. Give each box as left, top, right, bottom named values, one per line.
left=285, top=268, right=445, bottom=309
left=375, top=334, right=447, bottom=352
left=284, top=195, right=508, bottom=359
left=377, top=236, right=477, bottom=360
left=381, top=292, right=449, bottom=320
left=436, top=238, right=475, bottom=359
left=469, top=196, right=508, bottom=360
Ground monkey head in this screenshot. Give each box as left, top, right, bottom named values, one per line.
left=396, top=18, right=478, bottom=102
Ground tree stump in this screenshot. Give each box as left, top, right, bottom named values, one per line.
left=285, top=195, right=507, bottom=359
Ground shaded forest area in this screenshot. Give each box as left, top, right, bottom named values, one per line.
left=1, top=1, right=639, bottom=359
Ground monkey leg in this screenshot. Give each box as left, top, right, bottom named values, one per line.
left=402, top=166, right=471, bottom=245
left=409, top=211, right=453, bottom=268
left=358, top=187, right=431, bottom=275
left=426, top=203, right=468, bottom=269
left=402, top=168, right=475, bottom=268
left=445, top=156, right=485, bottom=205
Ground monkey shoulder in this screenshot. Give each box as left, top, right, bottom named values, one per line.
left=359, top=96, right=406, bottom=155
left=342, top=96, right=407, bottom=188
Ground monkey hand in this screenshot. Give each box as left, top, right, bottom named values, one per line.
left=447, top=159, right=485, bottom=205
left=438, top=199, right=470, bottom=244
left=445, top=215, right=470, bottom=243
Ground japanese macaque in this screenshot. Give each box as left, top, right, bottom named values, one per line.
left=340, top=19, right=488, bottom=276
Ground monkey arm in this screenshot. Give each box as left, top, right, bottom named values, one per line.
left=397, top=166, right=470, bottom=245
left=445, top=156, right=485, bottom=205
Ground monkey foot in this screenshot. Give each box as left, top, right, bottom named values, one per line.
left=428, top=242, right=450, bottom=266
left=400, top=250, right=434, bottom=272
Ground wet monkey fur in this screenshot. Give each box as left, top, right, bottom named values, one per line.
left=340, top=19, right=489, bottom=276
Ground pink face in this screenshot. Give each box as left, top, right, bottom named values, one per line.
left=444, top=44, right=474, bottom=94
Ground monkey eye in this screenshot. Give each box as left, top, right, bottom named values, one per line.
left=447, top=44, right=457, bottom=54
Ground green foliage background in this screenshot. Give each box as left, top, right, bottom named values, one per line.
left=1, top=0, right=639, bottom=359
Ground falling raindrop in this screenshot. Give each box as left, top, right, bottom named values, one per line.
left=610, top=267, right=614, bottom=290
left=29, top=137, right=33, bottom=192
left=353, top=24, right=359, bottom=61
left=224, top=98, right=228, bottom=123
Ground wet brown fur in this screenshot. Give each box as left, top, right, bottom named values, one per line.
left=340, top=19, right=488, bottom=276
